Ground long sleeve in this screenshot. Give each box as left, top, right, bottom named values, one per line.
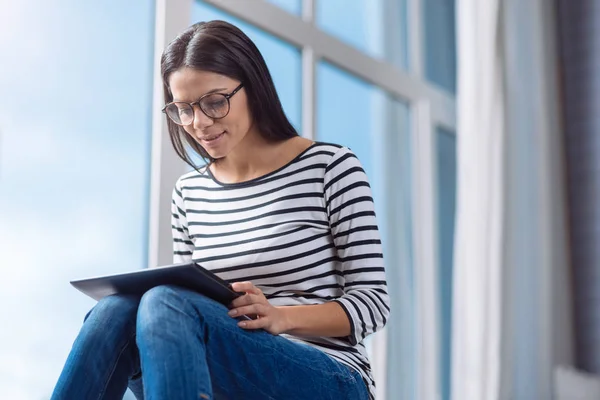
left=325, top=147, right=391, bottom=345
left=171, top=178, right=194, bottom=263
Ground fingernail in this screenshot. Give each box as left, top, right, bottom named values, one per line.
left=238, top=321, right=246, bottom=327
left=228, top=309, right=237, bottom=316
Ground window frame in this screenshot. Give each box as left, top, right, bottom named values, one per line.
left=148, top=1, right=457, bottom=399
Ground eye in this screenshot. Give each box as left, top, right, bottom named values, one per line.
left=178, top=107, right=193, bottom=117
left=202, top=95, right=227, bottom=110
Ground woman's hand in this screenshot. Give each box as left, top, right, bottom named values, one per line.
left=228, top=281, right=289, bottom=335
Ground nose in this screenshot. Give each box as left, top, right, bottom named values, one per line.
left=192, top=104, right=214, bottom=130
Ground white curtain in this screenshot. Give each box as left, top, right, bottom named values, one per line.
left=451, top=0, right=505, bottom=398
left=451, top=0, right=574, bottom=399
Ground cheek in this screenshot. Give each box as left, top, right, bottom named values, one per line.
left=182, top=126, right=196, bottom=140
left=224, top=108, right=253, bottom=135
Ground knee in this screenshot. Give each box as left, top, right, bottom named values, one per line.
left=86, top=294, right=139, bottom=323
left=82, top=294, right=139, bottom=334
left=136, top=285, right=190, bottom=336
left=136, top=285, right=224, bottom=340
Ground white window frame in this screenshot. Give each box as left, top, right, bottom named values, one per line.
left=147, top=1, right=457, bottom=399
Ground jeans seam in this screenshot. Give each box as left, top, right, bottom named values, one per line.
left=97, top=331, right=137, bottom=400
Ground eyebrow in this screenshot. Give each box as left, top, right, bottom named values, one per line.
left=173, top=87, right=228, bottom=102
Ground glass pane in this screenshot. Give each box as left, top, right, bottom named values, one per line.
left=394, top=0, right=410, bottom=69
left=316, top=0, right=408, bottom=69
left=436, top=127, right=457, bottom=400
left=423, top=0, right=457, bottom=93
left=385, top=100, right=415, bottom=400
left=265, top=0, right=302, bottom=15
left=316, top=62, right=384, bottom=180
left=0, top=1, right=154, bottom=398
left=316, top=0, right=385, bottom=60
left=192, top=1, right=301, bottom=132
left=317, top=62, right=414, bottom=397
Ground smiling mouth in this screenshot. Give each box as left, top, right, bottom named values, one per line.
left=202, top=131, right=225, bottom=142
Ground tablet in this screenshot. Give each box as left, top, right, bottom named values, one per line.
left=70, top=262, right=242, bottom=306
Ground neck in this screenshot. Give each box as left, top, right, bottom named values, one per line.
left=213, top=126, right=278, bottom=180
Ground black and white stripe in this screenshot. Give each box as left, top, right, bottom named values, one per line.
left=171, top=143, right=390, bottom=399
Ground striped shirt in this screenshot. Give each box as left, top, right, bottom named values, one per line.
left=171, top=142, right=390, bottom=399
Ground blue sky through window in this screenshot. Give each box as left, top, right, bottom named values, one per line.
left=0, top=1, right=154, bottom=398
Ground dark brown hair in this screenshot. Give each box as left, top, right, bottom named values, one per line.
left=161, top=20, right=298, bottom=168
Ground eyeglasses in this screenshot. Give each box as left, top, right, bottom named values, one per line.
left=162, top=83, right=244, bottom=126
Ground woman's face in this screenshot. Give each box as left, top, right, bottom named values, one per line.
left=168, top=67, right=253, bottom=160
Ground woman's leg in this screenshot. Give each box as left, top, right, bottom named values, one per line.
left=136, top=285, right=369, bottom=400
left=51, top=294, right=142, bottom=400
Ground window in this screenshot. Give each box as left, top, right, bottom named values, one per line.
left=436, top=127, right=457, bottom=400
left=2, top=0, right=458, bottom=398
left=316, top=62, right=385, bottom=180
left=316, top=0, right=385, bottom=61
left=316, top=0, right=409, bottom=69
left=384, top=99, right=415, bottom=400
left=156, top=1, right=457, bottom=399
left=0, top=1, right=154, bottom=398
left=423, top=0, right=457, bottom=93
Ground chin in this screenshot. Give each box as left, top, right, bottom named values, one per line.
left=204, top=149, right=227, bottom=161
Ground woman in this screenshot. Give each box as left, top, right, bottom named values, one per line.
left=52, top=20, right=389, bottom=400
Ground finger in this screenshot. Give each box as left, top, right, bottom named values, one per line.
left=228, top=303, right=266, bottom=318
left=231, top=281, right=261, bottom=295
left=230, top=293, right=263, bottom=308
left=238, top=317, right=269, bottom=330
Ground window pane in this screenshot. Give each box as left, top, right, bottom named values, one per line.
left=265, top=0, right=302, bottom=16
left=393, top=0, right=410, bottom=69
left=192, top=1, right=301, bottom=132
left=316, top=0, right=385, bottom=60
left=317, top=62, right=414, bottom=397
left=316, top=0, right=408, bottom=68
left=436, top=127, right=457, bottom=400
left=0, top=1, right=154, bottom=398
left=316, top=62, right=383, bottom=179
left=423, top=0, right=457, bottom=93
left=385, top=99, right=415, bottom=400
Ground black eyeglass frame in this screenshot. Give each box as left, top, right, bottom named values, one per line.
left=162, top=83, right=244, bottom=125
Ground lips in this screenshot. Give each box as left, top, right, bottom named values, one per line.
left=202, top=131, right=225, bottom=142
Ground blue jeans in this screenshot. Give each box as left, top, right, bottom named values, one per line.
left=51, top=285, right=369, bottom=400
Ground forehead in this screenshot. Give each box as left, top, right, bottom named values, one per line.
left=169, top=68, right=235, bottom=101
